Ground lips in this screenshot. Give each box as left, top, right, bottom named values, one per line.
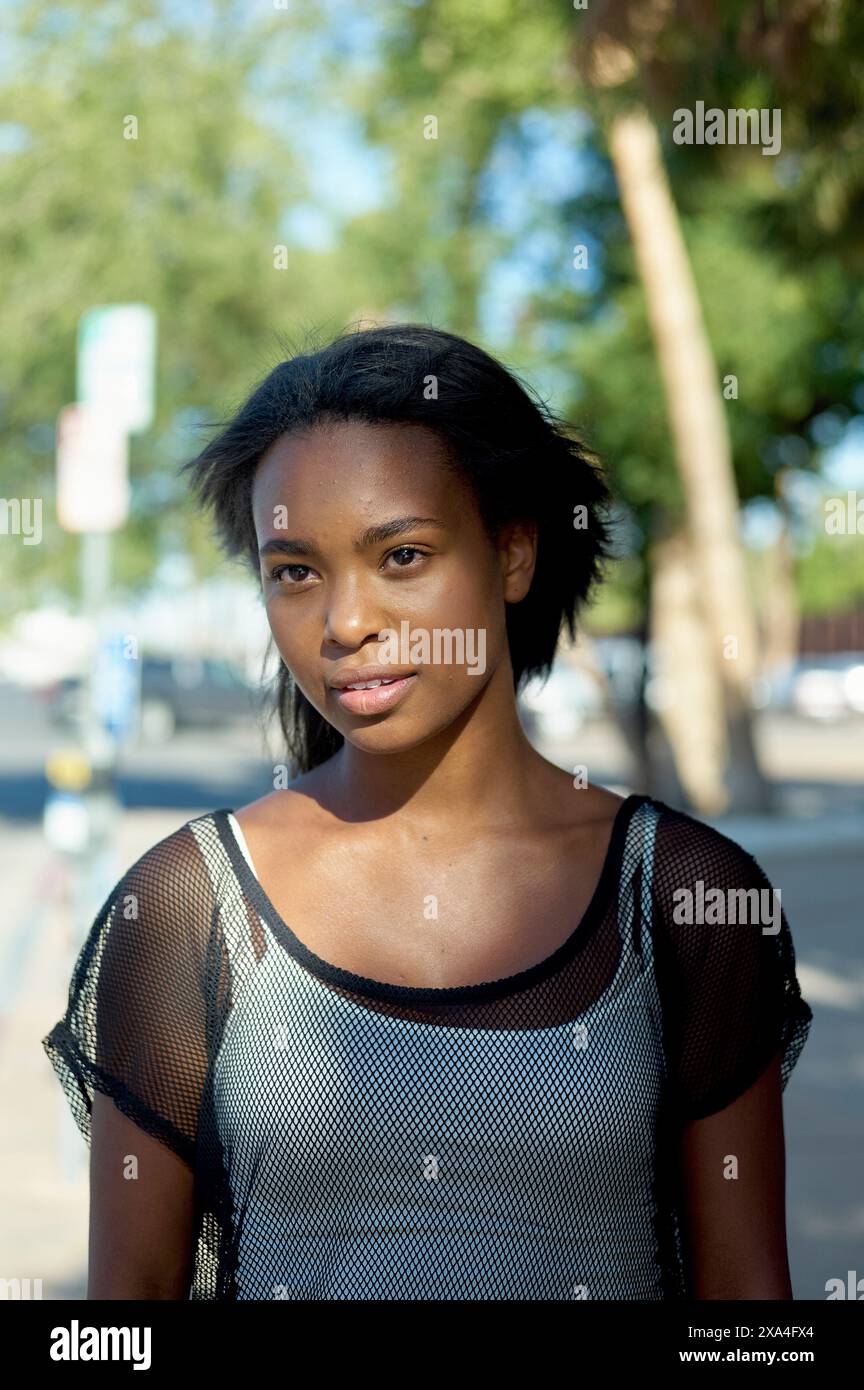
left=328, top=664, right=417, bottom=690
left=331, top=673, right=417, bottom=716
left=342, top=676, right=403, bottom=691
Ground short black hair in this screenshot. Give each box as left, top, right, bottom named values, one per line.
left=181, top=321, right=614, bottom=774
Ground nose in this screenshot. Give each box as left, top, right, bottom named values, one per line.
left=322, top=571, right=390, bottom=651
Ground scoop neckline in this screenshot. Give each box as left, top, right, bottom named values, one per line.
left=211, top=793, right=647, bottom=1004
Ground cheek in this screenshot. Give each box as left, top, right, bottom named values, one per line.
left=433, top=558, right=509, bottom=655
left=408, top=561, right=508, bottom=688
left=264, top=596, right=316, bottom=671
left=421, top=551, right=502, bottom=620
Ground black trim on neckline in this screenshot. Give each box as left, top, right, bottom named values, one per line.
left=211, top=793, right=650, bottom=1005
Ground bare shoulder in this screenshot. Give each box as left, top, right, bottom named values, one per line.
left=232, top=765, right=333, bottom=848
left=537, top=761, right=627, bottom=833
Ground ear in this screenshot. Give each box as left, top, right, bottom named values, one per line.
left=498, top=520, right=538, bottom=603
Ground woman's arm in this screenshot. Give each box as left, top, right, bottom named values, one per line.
left=88, top=1093, right=196, bottom=1299
left=679, top=1048, right=793, bottom=1299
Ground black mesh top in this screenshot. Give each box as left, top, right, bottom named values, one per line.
left=42, top=793, right=812, bottom=1300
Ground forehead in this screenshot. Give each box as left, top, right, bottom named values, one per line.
left=251, top=419, right=467, bottom=524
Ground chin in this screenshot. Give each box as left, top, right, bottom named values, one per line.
left=339, top=724, right=435, bottom=755
left=338, top=709, right=465, bottom=756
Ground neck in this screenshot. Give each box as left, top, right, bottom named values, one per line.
left=318, top=661, right=550, bottom=830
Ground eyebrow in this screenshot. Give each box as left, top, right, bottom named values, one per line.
left=258, top=515, right=447, bottom=560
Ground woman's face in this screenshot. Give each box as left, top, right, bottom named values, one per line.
left=251, top=418, right=535, bottom=756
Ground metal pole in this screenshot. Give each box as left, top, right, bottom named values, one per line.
left=78, top=530, right=119, bottom=925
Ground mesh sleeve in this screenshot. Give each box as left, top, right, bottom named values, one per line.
left=42, top=822, right=217, bottom=1170
left=650, top=807, right=813, bottom=1123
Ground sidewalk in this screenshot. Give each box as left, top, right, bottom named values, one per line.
left=0, top=807, right=202, bottom=1299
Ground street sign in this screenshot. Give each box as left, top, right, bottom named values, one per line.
left=56, top=403, right=129, bottom=532
left=76, top=304, right=157, bottom=434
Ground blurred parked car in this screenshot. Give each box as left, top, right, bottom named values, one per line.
left=762, top=652, right=864, bottom=720
left=48, top=655, right=262, bottom=742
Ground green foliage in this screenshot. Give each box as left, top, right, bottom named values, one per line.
left=2, top=0, right=863, bottom=639
left=0, top=0, right=377, bottom=610
left=331, top=0, right=864, bottom=625
left=795, top=530, right=864, bottom=616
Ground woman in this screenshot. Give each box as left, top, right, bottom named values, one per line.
left=43, top=322, right=812, bottom=1300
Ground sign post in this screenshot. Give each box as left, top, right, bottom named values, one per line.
left=54, top=304, right=156, bottom=947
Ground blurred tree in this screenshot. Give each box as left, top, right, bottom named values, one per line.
left=326, top=0, right=864, bottom=810
left=0, top=0, right=374, bottom=619
left=572, top=0, right=864, bottom=806
left=572, top=5, right=764, bottom=811
left=4, top=0, right=862, bottom=806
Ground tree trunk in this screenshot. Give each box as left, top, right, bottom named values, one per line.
left=607, top=106, right=772, bottom=812
left=649, top=530, right=729, bottom=814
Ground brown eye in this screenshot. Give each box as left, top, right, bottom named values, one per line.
left=384, top=546, right=427, bottom=570
left=271, top=564, right=313, bottom=584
